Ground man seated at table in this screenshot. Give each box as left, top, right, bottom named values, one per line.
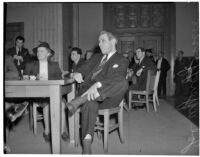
left=129, top=47, right=156, bottom=109
left=24, top=42, right=68, bottom=142
left=65, top=31, right=129, bottom=154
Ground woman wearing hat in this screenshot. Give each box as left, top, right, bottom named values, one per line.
left=25, top=42, right=68, bottom=142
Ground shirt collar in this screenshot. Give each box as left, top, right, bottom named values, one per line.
left=107, top=51, right=116, bottom=60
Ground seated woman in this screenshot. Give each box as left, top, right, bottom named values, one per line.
left=25, top=42, right=68, bottom=142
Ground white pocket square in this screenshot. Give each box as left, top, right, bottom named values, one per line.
left=112, top=64, right=119, bottom=68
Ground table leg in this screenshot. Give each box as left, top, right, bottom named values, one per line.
left=50, top=85, right=61, bottom=154
left=67, top=84, right=76, bottom=144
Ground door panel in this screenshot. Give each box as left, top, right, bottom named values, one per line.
left=5, top=22, right=24, bottom=51
left=117, top=36, right=138, bottom=54
left=139, top=36, right=162, bottom=57
left=117, top=35, right=162, bottom=57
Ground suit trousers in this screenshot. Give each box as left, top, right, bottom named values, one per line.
left=158, top=75, right=167, bottom=96
left=80, top=94, right=124, bottom=140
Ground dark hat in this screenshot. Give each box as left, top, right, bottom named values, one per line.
left=32, top=42, right=55, bottom=56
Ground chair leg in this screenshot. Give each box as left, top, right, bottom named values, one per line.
left=153, top=93, right=157, bottom=112
left=33, top=103, right=37, bottom=135
left=103, top=112, right=109, bottom=153
left=96, top=117, right=102, bottom=140
left=155, top=92, right=160, bottom=106
left=128, top=92, right=132, bottom=110
left=146, top=95, right=150, bottom=112
left=118, top=109, right=124, bottom=143
left=29, top=103, right=33, bottom=130
left=74, top=109, right=80, bottom=147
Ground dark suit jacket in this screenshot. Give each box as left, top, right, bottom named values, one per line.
left=132, top=56, right=156, bottom=90
left=7, top=47, right=30, bottom=74
left=24, top=61, right=62, bottom=80
left=156, top=57, right=170, bottom=78
left=174, top=57, right=189, bottom=82
left=76, top=52, right=129, bottom=100
left=70, top=58, right=85, bottom=73
left=5, top=54, right=19, bottom=80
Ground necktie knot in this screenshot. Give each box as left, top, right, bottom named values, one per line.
left=102, top=54, right=108, bottom=62
left=99, top=55, right=108, bottom=67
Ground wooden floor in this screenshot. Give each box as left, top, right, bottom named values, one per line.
left=5, top=99, right=199, bottom=155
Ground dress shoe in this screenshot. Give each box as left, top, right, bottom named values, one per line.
left=66, top=95, right=88, bottom=115
left=82, top=139, right=92, bottom=154
left=43, top=133, right=51, bottom=142
left=61, top=132, right=69, bottom=142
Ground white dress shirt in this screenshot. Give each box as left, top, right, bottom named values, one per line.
left=157, top=57, right=163, bottom=69
left=39, top=61, right=48, bottom=80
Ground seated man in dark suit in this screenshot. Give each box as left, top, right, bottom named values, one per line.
left=25, top=42, right=68, bottom=142
left=62, top=47, right=85, bottom=78
left=129, top=47, right=156, bottom=108
left=66, top=31, right=129, bottom=154
left=6, top=36, right=30, bottom=78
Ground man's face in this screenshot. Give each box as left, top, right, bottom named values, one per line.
left=158, top=52, right=163, bottom=59
left=15, top=39, right=24, bottom=49
left=136, top=49, right=145, bottom=60
left=71, top=51, right=80, bottom=62
left=178, top=51, right=183, bottom=58
left=37, top=47, right=50, bottom=61
left=86, top=52, right=93, bottom=60
left=99, top=34, right=113, bottom=55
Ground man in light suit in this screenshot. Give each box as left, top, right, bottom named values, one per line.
left=66, top=31, right=129, bottom=154
left=7, top=36, right=30, bottom=77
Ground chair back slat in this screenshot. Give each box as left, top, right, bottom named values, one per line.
left=154, top=70, right=161, bottom=91
left=146, top=70, right=155, bottom=92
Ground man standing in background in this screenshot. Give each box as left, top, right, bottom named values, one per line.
left=6, top=36, right=30, bottom=78
left=174, top=50, right=189, bottom=97
left=156, top=51, right=170, bottom=97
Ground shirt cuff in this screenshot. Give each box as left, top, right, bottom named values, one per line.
left=96, top=82, right=102, bottom=88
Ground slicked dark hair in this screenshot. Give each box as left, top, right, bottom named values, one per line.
left=15, top=36, right=25, bottom=42
left=71, top=47, right=82, bottom=55
left=136, top=47, right=145, bottom=52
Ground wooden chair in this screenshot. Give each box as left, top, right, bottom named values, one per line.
left=74, top=99, right=125, bottom=153
left=31, top=83, right=77, bottom=135
left=32, top=103, right=44, bottom=134
left=128, top=70, right=160, bottom=112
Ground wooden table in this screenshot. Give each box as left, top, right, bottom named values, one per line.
left=5, top=79, right=74, bottom=154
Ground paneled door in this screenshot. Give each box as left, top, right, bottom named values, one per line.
left=5, top=22, right=24, bottom=51
left=117, top=35, right=163, bottom=56
left=117, top=36, right=138, bottom=54
left=138, top=35, right=163, bottom=57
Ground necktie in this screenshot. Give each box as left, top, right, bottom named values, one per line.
left=99, top=55, right=108, bottom=67
left=91, top=55, right=108, bottom=80
left=17, top=49, right=21, bottom=66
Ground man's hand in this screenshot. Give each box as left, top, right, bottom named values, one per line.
left=13, top=55, right=23, bottom=62
left=61, top=70, right=69, bottom=79
left=71, top=72, right=84, bottom=83
left=136, top=68, right=143, bottom=77
left=18, top=56, right=23, bottom=62
left=82, top=82, right=100, bottom=101
left=13, top=55, right=19, bottom=60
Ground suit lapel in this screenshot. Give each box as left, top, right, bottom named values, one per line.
left=91, top=52, right=118, bottom=80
